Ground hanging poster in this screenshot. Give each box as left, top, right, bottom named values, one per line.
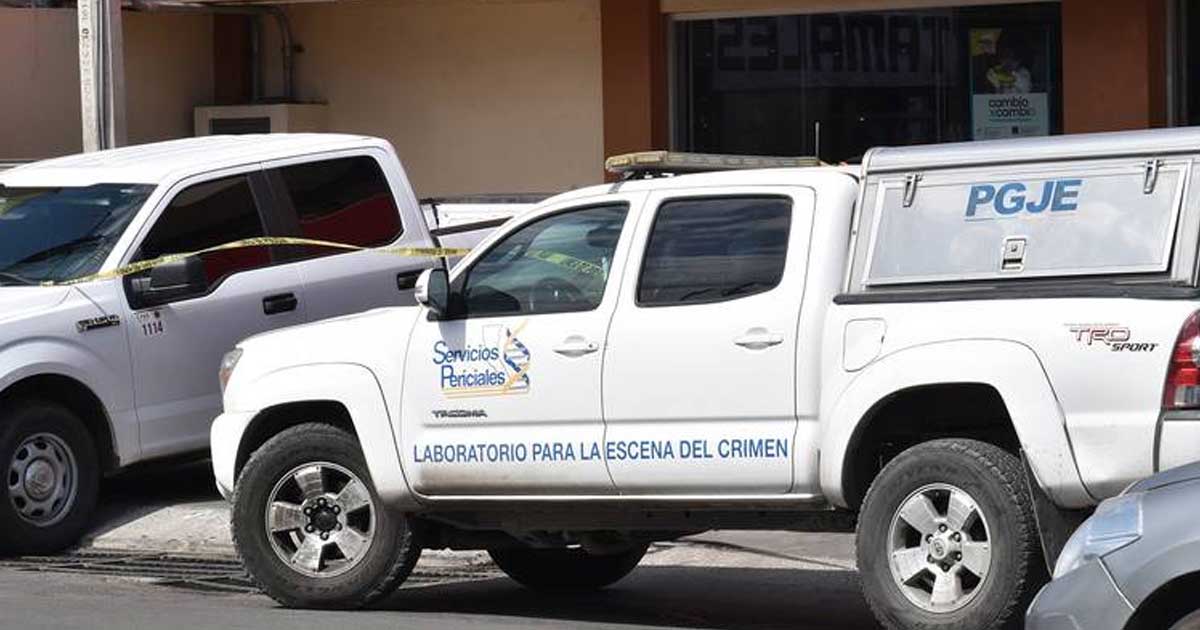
left=970, top=28, right=1050, bottom=139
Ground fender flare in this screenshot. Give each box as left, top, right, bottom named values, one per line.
left=0, top=343, right=133, bottom=468
left=215, top=362, right=419, bottom=510
left=820, top=339, right=1094, bottom=510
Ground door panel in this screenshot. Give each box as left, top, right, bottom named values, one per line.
left=124, top=169, right=307, bottom=458
left=401, top=198, right=641, bottom=496
left=265, top=153, right=429, bottom=322
left=602, top=189, right=814, bottom=494
left=127, top=268, right=306, bottom=457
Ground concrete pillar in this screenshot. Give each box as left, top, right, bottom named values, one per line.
left=78, top=0, right=126, bottom=151
left=600, top=0, right=668, bottom=174
left=1061, top=0, right=1168, bottom=133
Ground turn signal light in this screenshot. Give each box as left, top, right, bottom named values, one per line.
left=1163, top=312, right=1200, bottom=410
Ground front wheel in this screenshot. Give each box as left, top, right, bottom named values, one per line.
left=232, top=423, right=420, bottom=609
left=1170, top=610, right=1200, bottom=630
left=0, top=401, right=99, bottom=556
left=489, top=544, right=648, bottom=591
left=857, top=439, right=1042, bottom=630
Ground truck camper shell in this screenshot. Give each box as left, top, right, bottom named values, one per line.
left=847, top=128, right=1200, bottom=298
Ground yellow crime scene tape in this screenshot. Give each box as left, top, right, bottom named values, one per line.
left=46, top=236, right=605, bottom=286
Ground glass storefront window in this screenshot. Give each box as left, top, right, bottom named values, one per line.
left=672, top=3, right=1063, bottom=163
left=1177, top=0, right=1200, bottom=124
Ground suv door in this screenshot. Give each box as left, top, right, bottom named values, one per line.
left=122, top=168, right=307, bottom=459
left=602, top=189, right=814, bottom=494
left=264, top=152, right=428, bottom=322
left=401, top=196, right=641, bottom=496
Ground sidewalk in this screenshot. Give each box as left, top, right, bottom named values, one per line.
left=84, top=461, right=858, bottom=571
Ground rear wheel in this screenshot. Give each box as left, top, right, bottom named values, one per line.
left=857, top=439, right=1041, bottom=630
left=0, top=401, right=99, bottom=555
left=232, top=423, right=420, bottom=609
left=489, top=544, right=647, bottom=591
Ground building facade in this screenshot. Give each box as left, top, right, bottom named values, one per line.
left=0, top=0, right=1191, bottom=195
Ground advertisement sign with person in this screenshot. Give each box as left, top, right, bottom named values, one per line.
left=970, top=28, right=1050, bottom=139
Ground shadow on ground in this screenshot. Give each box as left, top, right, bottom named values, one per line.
left=87, top=458, right=224, bottom=543
left=378, top=566, right=882, bottom=630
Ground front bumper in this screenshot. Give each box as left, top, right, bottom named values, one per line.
left=209, top=410, right=258, bottom=501
left=1026, top=559, right=1134, bottom=630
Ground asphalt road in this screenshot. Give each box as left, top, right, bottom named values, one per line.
left=0, top=458, right=882, bottom=630
left=0, top=555, right=880, bottom=630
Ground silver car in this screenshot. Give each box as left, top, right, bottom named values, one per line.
left=1027, top=461, right=1200, bottom=630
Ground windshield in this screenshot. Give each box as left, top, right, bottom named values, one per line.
left=0, top=184, right=154, bottom=285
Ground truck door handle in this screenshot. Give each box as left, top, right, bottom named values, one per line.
left=735, top=329, right=783, bottom=350
left=553, top=336, right=599, bottom=358
left=396, top=270, right=422, bottom=291
left=262, top=293, right=298, bottom=315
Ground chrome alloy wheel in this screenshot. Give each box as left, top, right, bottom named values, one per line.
left=265, top=462, right=377, bottom=578
left=887, top=483, right=993, bottom=613
left=7, top=432, right=78, bottom=527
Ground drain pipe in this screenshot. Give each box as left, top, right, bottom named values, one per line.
left=0, top=0, right=300, bottom=102
left=269, top=7, right=294, bottom=103
left=127, top=0, right=297, bottom=103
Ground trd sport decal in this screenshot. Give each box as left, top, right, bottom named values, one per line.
left=432, top=321, right=531, bottom=398
left=1067, top=324, right=1159, bottom=353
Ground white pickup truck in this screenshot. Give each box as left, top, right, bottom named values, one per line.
left=213, top=128, right=1200, bottom=630
left=0, top=134, right=521, bottom=555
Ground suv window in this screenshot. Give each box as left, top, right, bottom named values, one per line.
left=276, top=156, right=402, bottom=255
left=459, top=204, right=628, bottom=317
left=137, top=174, right=269, bottom=287
left=638, top=196, right=792, bottom=306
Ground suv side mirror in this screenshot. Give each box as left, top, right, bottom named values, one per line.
left=130, top=255, right=208, bottom=308
left=415, top=268, right=450, bottom=318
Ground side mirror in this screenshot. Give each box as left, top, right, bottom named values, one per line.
left=130, top=255, right=208, bottom=308
left=414, top=268, right=450, bottom=318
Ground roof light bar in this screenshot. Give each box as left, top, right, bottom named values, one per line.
left=605, top=151, right=820, bottom=177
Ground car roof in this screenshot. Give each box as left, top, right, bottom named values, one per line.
left=542, top=165, right=860, bottom=207
left=0, top=133, right=386, bottom=188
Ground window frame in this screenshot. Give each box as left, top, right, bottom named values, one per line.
left=122, top=166, right=289, bottom=309
left=446, top=201, right=633, bottom=321
left=262, top=151, right=406, bottom=263
left=634, top=193, right=795, bottom=309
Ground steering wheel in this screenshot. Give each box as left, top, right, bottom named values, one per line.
left=528, top=277, right=586, bottom=312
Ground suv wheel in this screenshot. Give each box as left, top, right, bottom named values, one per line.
left=232, top=423, right=420, bottom=609
left=488, top=544, right=647, bottom=591
left=857, top=439, right=1041, bottom=630
left=1171, top=610, right=1200, bottom=630
left=0, top=401, right=99, bottom=555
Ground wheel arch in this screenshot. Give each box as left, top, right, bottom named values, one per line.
left=1125, top=571, right=1200, bottom=630
left=214, top=362, right=418, bottom=510
left=821, top=339, right=1092, bottom=511
left=0, top=373, right=118, bottom=473
left=233, top=400, right=356, bottom=481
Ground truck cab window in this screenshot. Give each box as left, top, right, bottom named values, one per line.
left=460, top=204, right=627, bottom=317
left=137, top=175, right=269, bottom=287
left=638, top=196, right=792, bottom=306
left=275, top=156, right=403, bottom=257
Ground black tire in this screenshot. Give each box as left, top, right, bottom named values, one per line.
left=1170, top=610, right=1200, bottom=630
left=488, top=543, right=647, bottom=591
left=0, top=400, right=99, bottom=556
left=232, top=423, right=420, bottom=609
left=856, top=439, right=1041, bottom=630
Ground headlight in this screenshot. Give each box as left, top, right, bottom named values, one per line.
left=1053, top=492, right=1144, bottom=579
left=218, top=347, right=243, bottom=394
